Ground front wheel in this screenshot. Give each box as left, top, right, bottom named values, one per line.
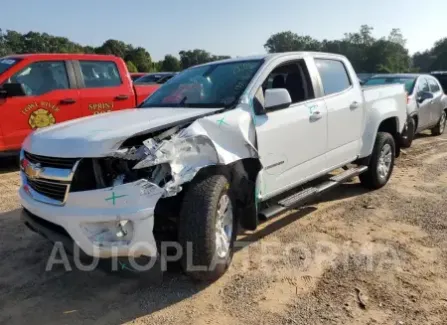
left=431, top=110, right=446, bottom=136
left=178, top=174, right=237, bottom=282
left=401, top=117, right=415, bottom=148
left=359, top=132, right=395, bottom=190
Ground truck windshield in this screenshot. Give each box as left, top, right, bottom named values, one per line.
left=0, top=58, right=21, bottom=75
left=140, top=60, right=263, bottom=109
left=364, top=76, right=416, bottom=94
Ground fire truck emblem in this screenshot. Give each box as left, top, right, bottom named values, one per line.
left=28, top=108, right=56, bottom=129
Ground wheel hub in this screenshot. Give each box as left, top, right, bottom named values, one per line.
left=215, top=194, right=233, bottom=259
left=377, top=143, right=392, bottom=180
left=440, top=112, right=446, bottom=133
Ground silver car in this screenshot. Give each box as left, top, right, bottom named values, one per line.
left=364, top=74, right=447, bottom=147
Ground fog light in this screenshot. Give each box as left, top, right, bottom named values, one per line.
left=81, top=220, right=134, bottom=246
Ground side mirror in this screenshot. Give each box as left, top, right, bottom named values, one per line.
left=264, top=88, right=292, bottom=111
left=0, top=82, right=26, bottom=99
left=417, top=91, right=433, bottom=103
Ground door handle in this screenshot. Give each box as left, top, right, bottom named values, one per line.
left=115, top=94, right=129, bottom=100
left=310, top=110, right=322, bottom=121
left=60, top=98, right=76, bottom=104
left=350, top=101, right=359, bottom=109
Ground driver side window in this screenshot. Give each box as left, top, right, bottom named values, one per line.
left=262, top=60, right=314, bottom=105
left=10, top=61, right=69, bottom=96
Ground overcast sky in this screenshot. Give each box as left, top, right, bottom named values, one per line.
left=2, top=0, right=447, bottom=60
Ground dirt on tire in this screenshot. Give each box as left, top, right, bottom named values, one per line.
left=1, top=132, right=447, bottom=325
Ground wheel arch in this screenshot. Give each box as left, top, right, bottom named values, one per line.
left=409, top=112, right=419, bottom=131
left=191, top=158, right=262, bottom=231
left=377, top=117, right=401, bottom=158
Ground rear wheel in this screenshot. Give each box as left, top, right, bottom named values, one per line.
left=178, top=174, right=237, bottom=282
left=431, top=110, right=446, bottom=136
left=359, top=132, right=395, bottom=189
left=401, top=117, right=415, bottom=148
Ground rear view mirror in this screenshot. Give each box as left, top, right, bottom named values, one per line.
left=264, top=88, right=292, bottom=111
left=417, top=91, right=433, bottom=103
left=0, top=82, right=26, bottom=99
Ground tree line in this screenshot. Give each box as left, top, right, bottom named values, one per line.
left=1, top=26, right=446, bottom=73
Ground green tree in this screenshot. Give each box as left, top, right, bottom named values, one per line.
left=83, top=45, right=96, bottom=54
left=161, top=54, right=181, bottom=71
left=412, top=38, right=447, bottom=72
left=211, top=55, right=231, bottom=61
left=179, top=49, right=212, bottom=68
left=125, top=47, right=152, bottom=72
left=264, top=31, right=321, bottom=53
left=388, top=28, right=406, bottom=47
left=366, top=39, right=410, bottom=73
left=95, top=39, right=130, bottom=57
left=3, top=30, right=26, bottom=54
left=126, top=61, right=138, bottom=73
left=178, top=49, right=230, bottom=69
left=429, top=38, right=447, bottom=70
left=0, top=29, right=12, bottom=56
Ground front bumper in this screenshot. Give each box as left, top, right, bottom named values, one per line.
left=19, top=176, right=164, bottom=259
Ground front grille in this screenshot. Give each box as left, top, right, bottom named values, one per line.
left=27, top=178, right=69, bottom=202
left=24, top=151, right=78, bottom=169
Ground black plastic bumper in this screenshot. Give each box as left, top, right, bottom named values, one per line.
left=21, top=208, right=90, bottom=259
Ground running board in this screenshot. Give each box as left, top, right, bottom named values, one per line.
left=259, top=166, right=368, bottom=219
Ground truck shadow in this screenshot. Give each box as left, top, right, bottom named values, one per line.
left=0, top=156, right=19, bottom=174
left=236, top=181, right=368, bottom=250
left=0, top=208, right=209, bottom=325
left=0, top=181, right=368, bottom=325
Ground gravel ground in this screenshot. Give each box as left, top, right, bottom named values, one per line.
left=0, top=132, right=446, bottom=325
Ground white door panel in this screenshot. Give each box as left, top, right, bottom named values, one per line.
left=256, top=99, right=327, bottom=196
left=325, top=88, right=363, bottom=160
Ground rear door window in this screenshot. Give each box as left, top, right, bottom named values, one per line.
left=79, top=61, right=122, bottom=88
left=428, top=78, right=441, bottom=93
left=417, top=78, right=430, bottom=94
left=9, top=61, right=69, bottom=96
left=315, top=59, right=352, bottom=95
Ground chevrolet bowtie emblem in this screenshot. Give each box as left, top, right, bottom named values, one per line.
left=23, top=160, right=43, bottom=179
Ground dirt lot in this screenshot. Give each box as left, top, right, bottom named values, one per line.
left=1, top=132, right=447, bottom=325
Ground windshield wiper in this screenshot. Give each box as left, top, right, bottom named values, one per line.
left=177, top=96, right=188, bottom=107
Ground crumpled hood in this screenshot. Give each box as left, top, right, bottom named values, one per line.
left=22, top=107, right=220, bottom=158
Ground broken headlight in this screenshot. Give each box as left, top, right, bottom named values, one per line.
left=98, top=157, right=172, bottom=188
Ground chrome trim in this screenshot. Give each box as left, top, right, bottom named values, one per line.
left=29, top=165, right=77, bottom=182
left=20, top=151, right=81, bottom=206
left=21, top=173, right=69, bottom=206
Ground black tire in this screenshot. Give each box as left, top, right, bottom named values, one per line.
left=178, top=174, right=237, bottom=282
left=359, top=132, right=395, bottom=190
left=431, top=110, right=446, bottom=136
left=401, top=117, right=415, bottom=148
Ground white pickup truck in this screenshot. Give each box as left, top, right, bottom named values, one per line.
left=19, top=52, right=407, bottom=281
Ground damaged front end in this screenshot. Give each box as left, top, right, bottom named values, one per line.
left=72, top=124, right=221, bottom=200
left=76, top=110, right=259, bottom=201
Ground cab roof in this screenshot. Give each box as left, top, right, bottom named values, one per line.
left=194, top=51, right=349, bottom=68
left=3, top=53, right=121, bottom=61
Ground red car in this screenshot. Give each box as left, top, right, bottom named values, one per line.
left=0, top=54, right=160, bottom=154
